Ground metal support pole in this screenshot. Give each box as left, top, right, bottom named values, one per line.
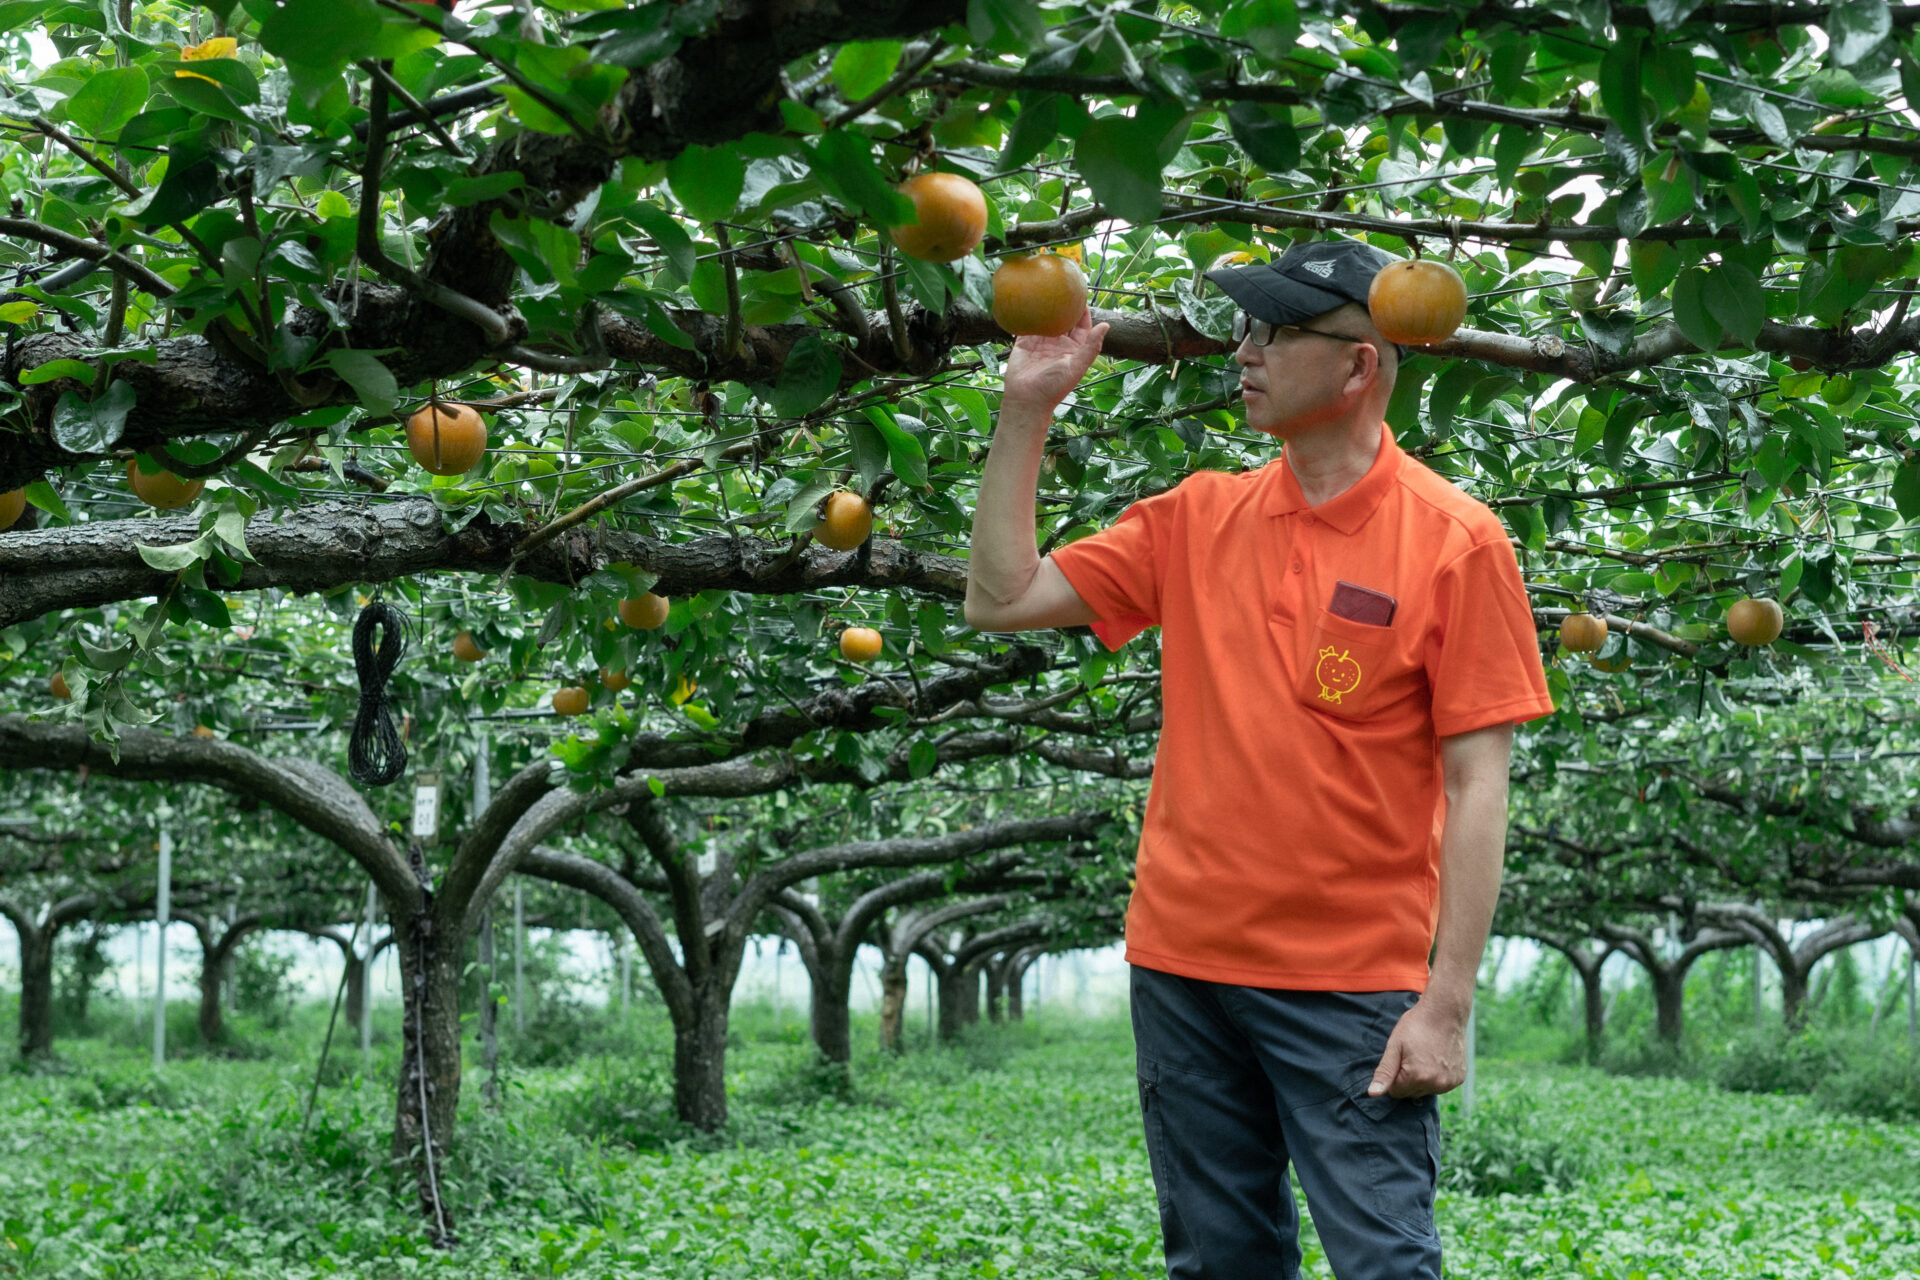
left=1909, top=954, right=1917, bottom=1053
left=153, top=825, right=170, bottom=1069
left=773, top=938, right=783, bottom=1027
left=132, top=922, right=144, bottom=1032
left=1754, top=946, right=1764, bottom=1030
left=925, top=955, right=934, bottom=1047
left=620, top=937, right=631, bottom=1016
left=513, top=880, right=525, bottom=1036
left=361, top=882, right=376, bottom=1071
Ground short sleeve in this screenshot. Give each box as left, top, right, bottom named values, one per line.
left=1424, top=535, right=1556, bottom=737
left=1049, top=483, right=1185, bottom=651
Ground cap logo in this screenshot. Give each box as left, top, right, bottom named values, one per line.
left=1300, top=260, right=1336, bottom=279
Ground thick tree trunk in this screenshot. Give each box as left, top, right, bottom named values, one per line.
left=198, top=953, right=226, bottom=1045
left=345, top=953, right=368, bottom=1031
left=959, top=961, right=984, bottom=1027
left=984, top=953, right=1006, bottom=1025
left=17, top=923, right=54, bottom=1061
left=936, top=965, right=967, bottom=1042
left=1652, top=968, right=1686, bottom=1046
left=809, top=954, right=853, bottom=1068
left=878, top=956, right=908, bottom=1054
left=672, top=988, right=731, bottom=1130
left=1580, top=962, right=1606, bottom=1062
left=392, top=911, right=463, bottom=1241
left=1781, top=964, right=1810, bottom=1031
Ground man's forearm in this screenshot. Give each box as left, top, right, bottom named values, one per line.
left=1424, top=775, right=1508, bottom=1021
left=965, top=399, right=1052, bottom=614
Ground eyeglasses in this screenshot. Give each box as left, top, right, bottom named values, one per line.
left=1231, top=313, right=1371, bottom=349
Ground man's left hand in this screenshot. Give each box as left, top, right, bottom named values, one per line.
left=1367, top=999, right=1469, bottom=1099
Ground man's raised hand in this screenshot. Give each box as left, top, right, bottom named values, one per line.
left=1001, top=308, right=1110, bottom=416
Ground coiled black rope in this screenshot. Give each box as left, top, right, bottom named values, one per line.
left=348, top=600, right=412, bottom=786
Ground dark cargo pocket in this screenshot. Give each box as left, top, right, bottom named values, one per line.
left=1343, top=1070, right=1439, bottom=1232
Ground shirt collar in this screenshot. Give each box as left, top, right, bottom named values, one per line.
left=1260, top=423, right=1403, bottom=534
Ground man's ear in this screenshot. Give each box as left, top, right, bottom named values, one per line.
left=1345, top=341, right=1381, bottom=394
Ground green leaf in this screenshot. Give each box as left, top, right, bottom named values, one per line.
left=1000, top=95, right=1062, bottom=172
left=666, top=143, right=745, bottom=223
left=862, top=407, right=929, bottom=489
left=500, top=86, right=577, bottom=135
left=1598, top=39, right=1646, bottom=159
left=967, top=0, right=1045, bottom=53
left=136, top=531, right=213, bottom=573
left=808, top=130, right=912, bottom=224
left=770, top=333, right=841, bottom=418
left=1645, top=0, right=1702, bottom=29
left=65, top=65, right=148, bottom=137
left=1225, top=101, right=1299, bottom=174
left=832, top=40, right=901, bottom=102
left=166, top=73, right=251, bottom=123
left=124, top=153, right=222, bottom=225
left=22, top=481, right=68, bottom=522
left=783, top=475, right=839, bottom=533
left=601, top=291, right=697, bottom=349
left=1891, top=455, right=1920, bottom=522
left=255, top=0, right=382, bottom=69
left=1700, top=264, right=1764, bottom=347
left=325, top=350, right=398, bottom=414
left=846, top=418, right=890, bottom=493
left=49, top=381, right=134, bottom=455
left=19, top=359, right=96, bottom=387
left=1219, top=0, right=1299, bottom=62
left=1504, top=501, right=1546, bottom=551
left=0, top=299, right=35, bottom=323
left=625, top=202, right=696, bottom=283
left=1076, top=113, right=1173, bottom=226
left=1669, top=268, right=1722, bottom=353
left=443, top=171, right=526, bottom=206
left=908, top=738, right=939, bottom=779
left=1826, top=0, right=1892, bottom=65
left=1629, top=240, right=1681, bottom=299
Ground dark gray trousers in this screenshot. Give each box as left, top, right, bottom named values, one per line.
left=1130, top=965, right=1443, bottom=1279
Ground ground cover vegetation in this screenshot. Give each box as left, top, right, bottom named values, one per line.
left=1, top=986, right=1919, bottom=1278
left=1, top=0, right=1919, bottom=1256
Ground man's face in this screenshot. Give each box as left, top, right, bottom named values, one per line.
left=1233, top=313, right=1376, bottom=439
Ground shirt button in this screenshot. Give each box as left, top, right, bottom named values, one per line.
left=1303, top=514, right=1316, bottom=526
left=1291, top=560, right=1303, bottom=574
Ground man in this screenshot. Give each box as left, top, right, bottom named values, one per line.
left=964, top=240, right=1553, bottom=1278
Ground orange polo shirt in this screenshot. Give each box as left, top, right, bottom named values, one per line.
left=1050, top=424, right=1553, bottom=991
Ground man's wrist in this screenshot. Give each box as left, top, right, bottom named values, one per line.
left=1418, top=978, right=1475, bottom=1023
left=997, top=394, right=1058, bottom=425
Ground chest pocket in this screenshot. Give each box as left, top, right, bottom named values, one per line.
left=1297, top=608, right=1406, bottom=720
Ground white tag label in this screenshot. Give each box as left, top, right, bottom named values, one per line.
left=695, top=849, right=717, bottom=877
left=411, top=784, right=440, bottom=839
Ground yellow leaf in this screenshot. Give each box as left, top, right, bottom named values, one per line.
left=182, top=37, right=238, bottom=60
left=669, top=674, right=696, bottom=705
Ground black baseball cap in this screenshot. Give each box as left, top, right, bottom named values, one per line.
left=1204, top=240, right=1400, bottom=328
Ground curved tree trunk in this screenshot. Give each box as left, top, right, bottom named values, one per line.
left=878, top=954, right=909, bottom=1054
left=984, top=952, right=1006, bottom=1025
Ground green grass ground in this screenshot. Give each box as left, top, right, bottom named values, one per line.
left=1, top=1005, right=1917, bottom=1278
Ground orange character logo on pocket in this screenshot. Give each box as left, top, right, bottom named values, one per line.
left=1314, top=646, right=1363, bottom=703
